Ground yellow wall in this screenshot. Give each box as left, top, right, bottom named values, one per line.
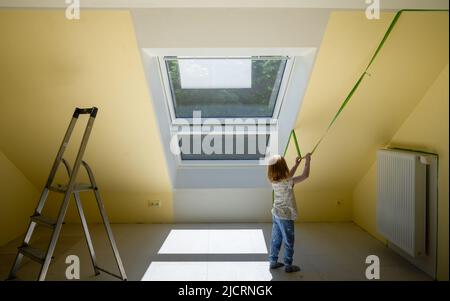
left=0, top=10, right=173, bottom=229
left=353, top=163, right=387, bottom=243
left=294, top=189, right=352, bottom=222
left=353, top=64, right=449, bottom=280
left=289, top=11, right=448, bottom=222
left=0, top=150, right=38, bottom=245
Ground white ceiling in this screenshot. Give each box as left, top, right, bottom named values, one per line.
left=0, top=0, right=448, bottom=9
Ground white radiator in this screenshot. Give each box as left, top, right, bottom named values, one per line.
left=376, top=149, right=427, bottom=257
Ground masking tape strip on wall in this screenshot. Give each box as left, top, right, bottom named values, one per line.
left=283, top=9, right=448, bottom=160
left=275, top=9, right=448, bottom=204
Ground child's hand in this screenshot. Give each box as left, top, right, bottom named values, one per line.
left=304, top=153, right=312, bottom=161
left=295, top=156, right=302, bottom=165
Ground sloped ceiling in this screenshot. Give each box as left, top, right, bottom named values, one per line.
left=289, top=11, right=449, bottom=192
left=0, top=11, right=174, bottom=224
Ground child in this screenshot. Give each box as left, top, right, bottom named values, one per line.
left=267, top=153, right=311, bottom=273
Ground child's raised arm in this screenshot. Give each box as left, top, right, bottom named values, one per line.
left=289, top=156, right=302, bottom=178
left=292, top=153, right=311, bottom=184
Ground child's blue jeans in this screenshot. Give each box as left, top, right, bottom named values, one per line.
left=269, top=215, right=295, bottom=265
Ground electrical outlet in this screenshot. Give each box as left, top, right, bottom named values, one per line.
left=148, top=200, right=161, bottom=208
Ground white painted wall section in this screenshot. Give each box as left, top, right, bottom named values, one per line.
left=174, top=188, right=273, bottom=222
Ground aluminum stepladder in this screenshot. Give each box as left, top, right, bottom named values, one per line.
left=7, top=107, right=127, bottom=281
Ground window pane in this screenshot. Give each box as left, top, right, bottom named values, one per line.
left=165, top=57, right=287, bottom=118
left=179, top=133, right=269, bottom=161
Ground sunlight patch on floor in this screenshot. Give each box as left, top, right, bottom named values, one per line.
left=141, top=261, right=272, bottom=281
left=158, top=229, right=268, bottom=254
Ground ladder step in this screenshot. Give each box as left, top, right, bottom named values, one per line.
left=18, top=245, right=46, bottom=264
left=49, top=183, right=94, bottom=193
left=31, top=214, right=56, bottom=229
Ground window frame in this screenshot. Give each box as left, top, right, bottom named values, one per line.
left=152, top=49, right=300, bottom=166
left=158, top=55, right=295, bottom=126
left=173, top=127, right=275, bottom=165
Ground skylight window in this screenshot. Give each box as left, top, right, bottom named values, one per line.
left=157, top=54, right=293, bottom=163
left=146, top=48, right=314, bottom=166
left=164, top=56, right=288, bottom=118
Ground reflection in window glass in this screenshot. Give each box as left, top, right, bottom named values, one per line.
left=165, top=57, right=288, bottom=118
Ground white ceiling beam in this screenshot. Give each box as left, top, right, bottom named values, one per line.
left=0, top=0, right=448, bottom=9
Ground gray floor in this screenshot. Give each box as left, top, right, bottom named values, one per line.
left=0, top=222, right=431, bottom=281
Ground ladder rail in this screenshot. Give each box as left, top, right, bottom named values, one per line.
left=73, top=192, right=100, bottom=276
left=38, top=114, right=96, bottom=281
left=82, top=161, right=127, bottom=280
left=44, top=116, right=78, bottom=188
left=62, top=159, right=100, bottom=276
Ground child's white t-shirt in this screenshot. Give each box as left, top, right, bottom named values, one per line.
left=271, top=178, right=298, bottom=220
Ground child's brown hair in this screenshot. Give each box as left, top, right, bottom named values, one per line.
left=267, top=155, right=290, bottom=182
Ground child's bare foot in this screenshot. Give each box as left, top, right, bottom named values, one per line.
left=269, top=262, right=284, bottom=269
left=285, top=265, right=301, bottom=273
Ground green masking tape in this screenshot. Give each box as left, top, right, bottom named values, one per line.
left=284, top=9, right=448, bottom=157
left=284, top=129, right=302, bottom=157
left=275, top=9, right=447, bottom=207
